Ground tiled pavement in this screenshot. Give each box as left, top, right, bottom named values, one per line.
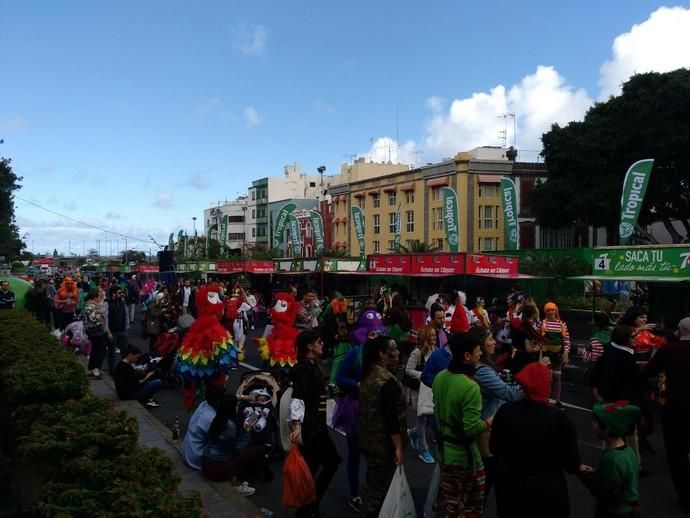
left=87, top=372, right=263, bottom=518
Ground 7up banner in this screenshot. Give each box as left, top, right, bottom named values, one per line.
left=219, top=215, right=228, bottom=256
left=288, top=214, right=302, bottom=257
left=619, top=159, right=654, bottom=245
left=273, top=202, right=297, bottom=250
left=310, top=210, right=325, bottom=255
left=393, top=204, right=401, bottom=252
left=500, top=177, right=519, bottom=250
left=351, top=206, right=366, bottom=256
left=441, top=187, right=459, bottom=252
left=593, top=246, right=690, bottom=278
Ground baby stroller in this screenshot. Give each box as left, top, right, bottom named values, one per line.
left=235, top=370, right=281, bottom=458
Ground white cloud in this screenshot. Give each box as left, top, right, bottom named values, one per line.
left=183, top=173, right=211, bottom=190
left=598, top=6, right=690, bottom=99
left=422, top=66, right=592, bottom=161
left=233, top=24, right=267, bottom=57
left=0, top=116, right=29, bottom=133
left=360, top=137, right=420, bottom=167
left=153, top=192, right=174, bottom=209
left=196, top=97, right=221, bottom=117
left=244, top=106, right=263, bottom=127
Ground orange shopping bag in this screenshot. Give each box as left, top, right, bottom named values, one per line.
left=282, top=441, right=317, bottom=508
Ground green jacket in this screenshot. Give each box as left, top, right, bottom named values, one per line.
left=432, top=369, right=486, bottom=467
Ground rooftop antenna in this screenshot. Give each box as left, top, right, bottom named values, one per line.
left=396, top=104, right=399, bottom=164
left=498, top=113, right=516, bottom=147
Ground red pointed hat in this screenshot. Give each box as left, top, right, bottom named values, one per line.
left=515, top=362, right=551, bottom=403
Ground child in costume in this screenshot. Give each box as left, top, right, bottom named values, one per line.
left=579, top=401, right=641, bottom=517
left=176, top=284, right=240, bottom=410
left=61, top=319, right=92, bottom=357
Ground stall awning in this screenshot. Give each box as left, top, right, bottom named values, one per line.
left=477, top=174, right=501, bottom=183
left=471, top=272, right=542, bottom=280
left=400, top=183, right=416, bottom=191
left=569, top=275, right=689, bottom=283
left=427, top=177, right=449, bottom=188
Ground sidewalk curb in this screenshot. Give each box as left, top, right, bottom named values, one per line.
left=89, top=364, right=263, bottom=518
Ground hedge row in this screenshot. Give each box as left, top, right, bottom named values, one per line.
left=0, top=311, right=205, bottom=517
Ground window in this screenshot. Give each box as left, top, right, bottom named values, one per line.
left=305, top=223, right=312, bottom=238
left=406, top=211, right=414, bottom=232
left=436, top=238, right=444, bottom=250
left=373, top=240, right=380, bottom=253
left=431, top=187, right=441, bottom=201
left=406, top=191, right=415, bottom=204
left=358, top=197, right=366, bottom=209
left=495, top=205, right=500, bottom=229
left=252, top=209, right=256, bottom=219
left=206, top=219, right=210, bottom=227
left=228, top=215, right=244, bottom=223
left=373, top=214, right=380, bottom=234
left=228, top=233, right=245, bottom=240
left=483, top=206, right=494, bottom=229
left=309, top=182, right=316, bottom=187
left=389, top=212, right=397, bottom=233
left=478, top=183, right=499, bottom=197
left=388, top=240, right=395, bottom=250
left=388, top=192, right=396, bottom=206
left=373, top=193, right=380, bottom=208
left=483, top=237, right=495, bottom=251
left=434, top=207, right=443, bottom=231
left=252, top=227, right=256, bottom=238
left=251, top=191, right=256, bottom=201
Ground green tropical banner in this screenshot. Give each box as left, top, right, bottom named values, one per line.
left=219, top=215, right=228, bottom=256
left=310, top=210, right=325, bottom=255
left=500, top=177, right=519, bottom=250
left=619, top=159, right=654, bottom=245
left=205, top=224, right=217, bottom=257
left=351, top=206, right=366, bottom=256
left=393, top=204, right=401, bottom=252
left=288, top=214, right=302, bottom=257
left=273, top=202, right=297, bottom=250
left=441, top=187, right=459, bottom=252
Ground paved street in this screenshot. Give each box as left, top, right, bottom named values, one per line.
left=128, top=320, right=685, bottom=518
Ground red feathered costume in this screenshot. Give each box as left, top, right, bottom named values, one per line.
left=176, top=284, right=239, bottom=410
left=256, top=292, right=299, bottom=367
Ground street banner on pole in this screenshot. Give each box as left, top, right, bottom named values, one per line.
left=351, top=206, right=366, bottom=256
left=619, top=159, right=654, bottom=245
left=205, top=224, right=217, bottom=257
left=310, top=210, right=325, bottom=255
left=219, top=215, right=228, bottom=256
left=500, top=177, right=520, bottom=250
left=394, top=204, right=401, bottom=252
left=441, top=187, right=459, bottom=252
left=288, top=214, right=302, bottom=257
left=273, top=202, right=297, bottom=250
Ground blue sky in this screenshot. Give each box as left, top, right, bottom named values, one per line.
left=2, top=1, right=690, bottom=256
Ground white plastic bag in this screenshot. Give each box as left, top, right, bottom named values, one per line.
left=423, top=464, right=441, bottom=518
left=379, top=465, right=417, bottom=518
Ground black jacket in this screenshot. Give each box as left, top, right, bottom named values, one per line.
left=290, top=358, right=328, bottom=442
left=590, top=344, right=646, bottom=406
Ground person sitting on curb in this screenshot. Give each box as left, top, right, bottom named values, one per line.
left=182, top=386, right=226, bottom=470
left=113, top=345, right=163, bottom=408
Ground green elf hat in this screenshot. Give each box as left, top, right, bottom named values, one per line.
left=593, top=400, right=640, bottom=436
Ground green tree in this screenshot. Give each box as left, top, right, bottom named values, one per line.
left=520, top=253, right=590, bottom=299
left=0, top=157, right=24, bottom=261
left=533, top=69, right=690, bottom=243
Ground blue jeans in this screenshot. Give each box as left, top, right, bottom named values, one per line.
left=131, top=379, right=162, bottom=402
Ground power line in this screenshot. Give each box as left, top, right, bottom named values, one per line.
left=14, top=195, right=153, bottom=244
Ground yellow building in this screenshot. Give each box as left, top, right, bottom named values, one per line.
left=329, top=147, right=521, bottom=255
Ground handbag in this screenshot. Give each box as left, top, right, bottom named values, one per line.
left=402, top=355, right=425, bottom=390
left=379, top=465, right=417, bottom=518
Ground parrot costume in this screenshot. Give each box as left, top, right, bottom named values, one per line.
left=176, top=284, right=240, bottom=410
left=255, top=292, right=299, bottom=367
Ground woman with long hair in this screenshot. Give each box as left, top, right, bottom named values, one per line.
left=540, top=302, right=571, bottom=407
left=201, top=394, right=265, bottom=496
left=405, top=324, right=438, bottom=464
left=288, top=329, right=342, bottom=518
left=508, top=304, right=545, bottom=375
left=358, top=335, right=406, bottom=517
left=84, top=288, right=107, bottom=379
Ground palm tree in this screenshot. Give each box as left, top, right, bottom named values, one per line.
left=520, top=253, right=590, bottom=298
left=394, top=240, right=442, bottom=253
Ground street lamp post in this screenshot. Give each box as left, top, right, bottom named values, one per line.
left=241, top=205, right=247, bottom=258
left=192, top=217, right=197, bottom=257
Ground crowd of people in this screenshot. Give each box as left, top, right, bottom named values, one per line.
left=9, top=272, right=690, bottom=516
